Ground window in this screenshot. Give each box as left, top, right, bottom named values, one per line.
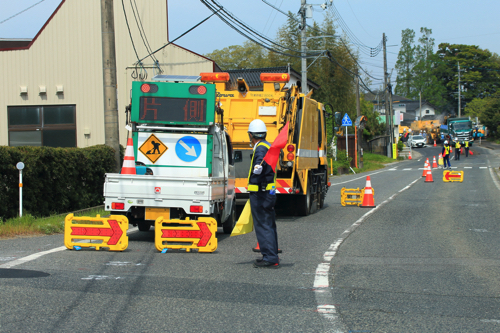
left=8, top=105, right=76, bottom=147
left=426, top=109, right=430, bottom=114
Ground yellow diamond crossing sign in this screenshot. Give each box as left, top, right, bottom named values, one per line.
left=139, top=134, right=168, bottom=163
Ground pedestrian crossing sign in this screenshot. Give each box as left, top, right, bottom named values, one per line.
left=342, top=113, right=352, bottom=126
left=139, top=134, right=168, bottom=163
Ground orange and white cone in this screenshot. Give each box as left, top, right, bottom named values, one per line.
left=432, top=156, right=438, bottom=168
left=408, top=151, right=412, bottom=160
left=422, top=160, right=429, bottom=177
left=434, top=140, right=436, bottom=147
left=361, top=176, right=376, bottom=208
left=252, top=242, right=282, bottom=253
left=424, top=164, right=434, bottom=182
left=121, top=137, right=136, bottom=174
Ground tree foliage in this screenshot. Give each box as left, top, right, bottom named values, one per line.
left=434, top=43, right=500, bottom=114
left=465, top=93, right=500, bottom=138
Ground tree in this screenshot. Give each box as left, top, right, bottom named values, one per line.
left=465, top=93, right=500, bottom=138
left=434, top=43, right=500, bottom=114
left=395, top=28, right=416, bottom=97
left=204, top=40, right=271, bottom=70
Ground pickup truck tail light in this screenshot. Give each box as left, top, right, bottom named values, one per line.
left=111, top=202, right=125, bottom=210
left=190, top=206, right=203, bottom=213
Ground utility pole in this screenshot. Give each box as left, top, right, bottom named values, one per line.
left=419, top=91, right=422, bottom=121
left=101, top=0, right=121, bottom=172
left=300, top=0, right=308, bottom=94
left=458, top=62, right=461, bottom=117
left=383, top=33, right=390, bottom=157
left=356, top=67, right=363, bottom=168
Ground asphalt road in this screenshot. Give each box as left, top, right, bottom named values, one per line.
left=0, top=142, right=499, bottom=332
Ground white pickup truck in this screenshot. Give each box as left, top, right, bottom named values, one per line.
left=103, top=76, right=236, bottom=234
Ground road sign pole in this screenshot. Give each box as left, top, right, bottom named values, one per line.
left=16, top=162, right=25, bottom=217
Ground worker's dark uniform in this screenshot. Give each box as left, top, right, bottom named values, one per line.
left=248, top=140, right=279, bottom=264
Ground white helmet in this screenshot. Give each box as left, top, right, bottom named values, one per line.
left=444, top=140, right=448, bottom=145
left=248, top=119, right=267, bottom=136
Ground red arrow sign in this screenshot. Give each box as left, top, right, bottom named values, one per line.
left=444, top=172, right=461, bottom=181
left=71, top=220, right=123, bottom=245
left=161, top=222, right=212, bottom=247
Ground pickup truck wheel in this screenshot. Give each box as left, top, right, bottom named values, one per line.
left=222, top=201, right=236, bottom=234
left=138, top=223, right=150, bottom=232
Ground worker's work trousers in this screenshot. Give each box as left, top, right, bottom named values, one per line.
left=455, top=150, right=461, bottom=161
left=443, top=155, right=451, bottom=168
left=465, top=147, right=469, bottom=157
left=249, top=191, right=279, bottom=264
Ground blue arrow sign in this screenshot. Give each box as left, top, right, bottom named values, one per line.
left=175, top=136, right=202, bottom=162
left=342, top=113, right=352, bottom=126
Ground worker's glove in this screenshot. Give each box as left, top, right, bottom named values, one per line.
left=253, top=165, right=263, bottom=175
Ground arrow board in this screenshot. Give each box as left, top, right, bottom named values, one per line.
left=342, top=113, right=352, bottom=126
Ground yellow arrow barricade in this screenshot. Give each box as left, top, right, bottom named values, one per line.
left=443, top=170, right=464, bottom=182
left=64, top=214, right=129, bottom=251
left=155, top=217, right=218, bottom=253
left=341, top=187, right=374, bottom=206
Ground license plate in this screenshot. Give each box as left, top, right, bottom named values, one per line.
left=145, top=208, right=170, bottom=221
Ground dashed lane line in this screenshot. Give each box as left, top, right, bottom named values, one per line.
left=314, top=177, right=421, bottom=332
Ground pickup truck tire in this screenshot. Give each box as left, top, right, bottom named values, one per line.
left=223, top=201, right=236, bottom=234
left=138, top=223, right=151, bottom=232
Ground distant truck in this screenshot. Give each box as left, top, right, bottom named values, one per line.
left=441, top=116, right=473, bottom=145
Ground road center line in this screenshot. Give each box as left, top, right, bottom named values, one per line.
left=313, top=177, right=421, bottom=331
left=0, top=227, right=139, bottom=269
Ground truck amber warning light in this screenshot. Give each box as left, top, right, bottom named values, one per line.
left=260, top=73, right=290, bottom=83
left=200, top=72, right=230, bottom=82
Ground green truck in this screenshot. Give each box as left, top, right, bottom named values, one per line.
left=441, top=116, right=473, bottom=146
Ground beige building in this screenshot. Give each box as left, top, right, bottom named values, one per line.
left=0, top=0, right=219, bottom=148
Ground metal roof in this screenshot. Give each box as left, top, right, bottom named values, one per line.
left=226, top=66, right=320, bottom=91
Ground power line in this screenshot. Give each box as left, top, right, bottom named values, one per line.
left=0, top=0, right=46, bottom=25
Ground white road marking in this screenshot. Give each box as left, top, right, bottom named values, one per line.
left=481, top=319, right=500, bottom=324
left=464, top=167, right=472, bottom=169
left=480, top=167, right=488, bottom=169
left=330, top=170, right=387, bottom=186
left=403, top=168, right=412, bottom=170
left=0, top=226, right=139, bottom=269
left=489, top=167, right=500, bottom=192
left=314, top=177, right=421, bottom=330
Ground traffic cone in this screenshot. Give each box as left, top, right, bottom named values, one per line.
left=121, top=137, right=136, bottom=174
left=422, top=160, right=429, bottom=177
left=408, top=151, right=412, bottom=160
left=361, top=176, right=376, bottom=208
left=252, top=243, right=282, bottom=253
left=424, top=164, right=434, bottom=182
left=434, top=140, right=437, bottom=147
left=432, top=156, right=438, bottom=168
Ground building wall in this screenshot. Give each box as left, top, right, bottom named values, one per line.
left=0, top=0, right=215, bottom=147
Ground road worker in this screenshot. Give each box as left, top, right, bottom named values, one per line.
left=247, top=119, right=280, bottom=268
left=464, top=140, right=470, bottom=157
left=442, top=140, right=451, bottom=169
left=455, top=138, right=461, bottom=161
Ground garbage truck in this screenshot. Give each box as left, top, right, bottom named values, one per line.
left=103, top=75, right=236, bottom=233
left=200, top=71, right=330, bottom=216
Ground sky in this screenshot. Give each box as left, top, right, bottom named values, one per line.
left=1, top=0, right=499, bottom=91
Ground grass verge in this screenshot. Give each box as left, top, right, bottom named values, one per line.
left=329, top=152, right=397, bottom=175
left=0, top=206, right=106, bottom=239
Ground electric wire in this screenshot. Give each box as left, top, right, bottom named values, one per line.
left=200, top=0, right=322, bottom=58
left=135, top=9, right=220, bottom=64
left=121, top=0, right=147, bottom=80
left=130, top=0, right=163, bottom=73
left=0, top=0, right=46, bottom=25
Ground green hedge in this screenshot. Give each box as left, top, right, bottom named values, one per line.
left=0, top=145, right=117, bottom=220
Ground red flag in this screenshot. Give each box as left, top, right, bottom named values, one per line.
left=263, top=122, right=289, bottom=172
